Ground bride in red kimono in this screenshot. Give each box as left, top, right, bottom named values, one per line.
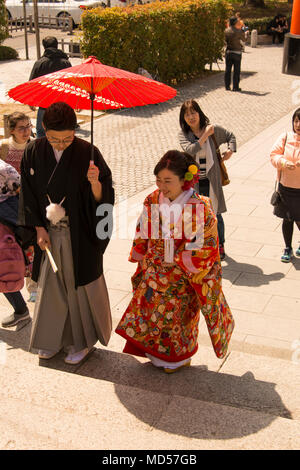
left=116, top=150, right=234, bottom=373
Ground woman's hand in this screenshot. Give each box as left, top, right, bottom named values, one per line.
left=198, top=124, right=214, bottom=146
left=205, top=124, right=214, bottom=137
left=222, top=150, right=233, bottom=161
left=36, top=226, right=51, bottom=251
left=284, top=160, right=296, bottom=170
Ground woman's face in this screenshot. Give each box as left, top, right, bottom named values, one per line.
left=293, top=116, right=300, bottom=136
left=10, top=119, right=32, bottom=144
left=45, top=129, right=75, bottom=151
left=156, top=168, right=184, bottom=201
left=184, top=106, right=200, bottom=130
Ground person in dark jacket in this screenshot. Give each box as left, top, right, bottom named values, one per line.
left=29, top=36, right=71, bottom=138
left=19, top=102, right=115, bottom=365
left=267, top=14, right=289, bottom=44
left=224, top=17, right=245, bottom=92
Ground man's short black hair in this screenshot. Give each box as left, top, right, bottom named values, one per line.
left=43, top=102, right=77, bottom=131
left=42, top=36, right=58, bottom=49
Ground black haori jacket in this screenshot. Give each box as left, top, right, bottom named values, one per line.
left=18, top=137, right=114, bottom=288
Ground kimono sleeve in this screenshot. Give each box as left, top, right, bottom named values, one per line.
left=94, top=146, right=114, bottom=207
left=18, top=146, right=45, bottom=228
left=83, top=146, right=114, bottom=251
left=174, top=198, right=219, bottom=280
left=129, top=196, right=151, bottom=263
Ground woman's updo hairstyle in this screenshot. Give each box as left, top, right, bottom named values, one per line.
left=154, top=150, right=199, bottom=180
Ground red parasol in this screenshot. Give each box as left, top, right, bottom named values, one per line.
left=8, top=56, right=177, bottom=160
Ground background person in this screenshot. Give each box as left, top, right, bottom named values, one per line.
left=0, top=158, right=30, bottom=328
left=270, top=108, right=300, bottom=262
left=0, top=112, right=37, bottom=303
left=267, top=14, right=288, bottom=45
left=178, top=99, right=236, bottom=260
left=29, top=36, right=71, bottom=138
left=224, top=16, right=245, bottom=92
left=116, top=150, right=234, bottom=373
left=0, top=112, right=33, bottom=173
left=19, top=102, right=114, bottom=365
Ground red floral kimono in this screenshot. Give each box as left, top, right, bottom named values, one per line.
left=115, top=189, right=234, bottom=362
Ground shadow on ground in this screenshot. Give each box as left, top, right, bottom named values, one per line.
left=222, top=255, right=285, bottom=286
left=35, top=347, right=291, bottom=440
left=0, top=319, right=31, bottom=353
left=116, top=71, right=259, bottom=120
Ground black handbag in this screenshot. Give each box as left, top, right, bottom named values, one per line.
left=270, top=133, right=287, bottom=207
left=270, top=182, right=281, bottom=206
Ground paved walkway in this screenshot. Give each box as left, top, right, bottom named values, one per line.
left=0, top=32, right=299, bottom=450
left=1, top=31, right=299, bottom=201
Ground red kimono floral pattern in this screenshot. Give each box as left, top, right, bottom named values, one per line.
left=116, top=189, right=234, bottom=362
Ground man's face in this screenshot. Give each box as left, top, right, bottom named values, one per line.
left=45, top=129, right=75, bottom=151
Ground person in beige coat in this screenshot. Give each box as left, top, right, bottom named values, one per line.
left=270, top=108, right=300, bottom=262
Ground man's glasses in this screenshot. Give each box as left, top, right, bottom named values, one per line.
left=46, top=136, right=74, bottom=145
left=15, top=124, right=33, bottom=132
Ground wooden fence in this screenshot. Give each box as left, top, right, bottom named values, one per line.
left=7, top=14, right=73, bottom=34
left=59, top=38, right=82, bottom=58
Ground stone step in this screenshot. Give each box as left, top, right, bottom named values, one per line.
left=0, top=341, right=299, bottom=450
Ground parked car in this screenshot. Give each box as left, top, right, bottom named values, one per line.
left=5, top=0, right=104, bottom=26
left=105, top=1, right=157, bottom=6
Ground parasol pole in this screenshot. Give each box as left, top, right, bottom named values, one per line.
left=90, top=76, right=95, bottom=162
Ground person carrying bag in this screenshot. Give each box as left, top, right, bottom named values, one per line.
left=270, top=109, right=300, bottom=263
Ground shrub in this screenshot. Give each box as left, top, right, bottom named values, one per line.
left=80, top=0, right=231, bottom=83
left=0, top=45, right=18, bottom=60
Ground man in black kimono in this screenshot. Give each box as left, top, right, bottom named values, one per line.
left=19, top=102, right=115, bottom=365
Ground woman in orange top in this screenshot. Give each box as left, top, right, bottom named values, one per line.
left=270, top=108, right=300, bottom=262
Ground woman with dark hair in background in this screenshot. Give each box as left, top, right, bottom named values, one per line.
left=270, top=108, right=300, bottom=262
left=178, top=99, right=236, bottom=260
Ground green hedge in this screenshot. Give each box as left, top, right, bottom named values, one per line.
left=81, top=0, right=231, bottom=84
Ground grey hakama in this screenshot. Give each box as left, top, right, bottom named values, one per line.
left=29, top=219, right=112, bottom=353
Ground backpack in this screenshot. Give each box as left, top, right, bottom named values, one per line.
left=0, top=223, right=25, bottom=293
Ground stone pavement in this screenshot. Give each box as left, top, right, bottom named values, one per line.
left=0, top=32, right=299, bottom=450
left=1, top=31, right=299, bottom=201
